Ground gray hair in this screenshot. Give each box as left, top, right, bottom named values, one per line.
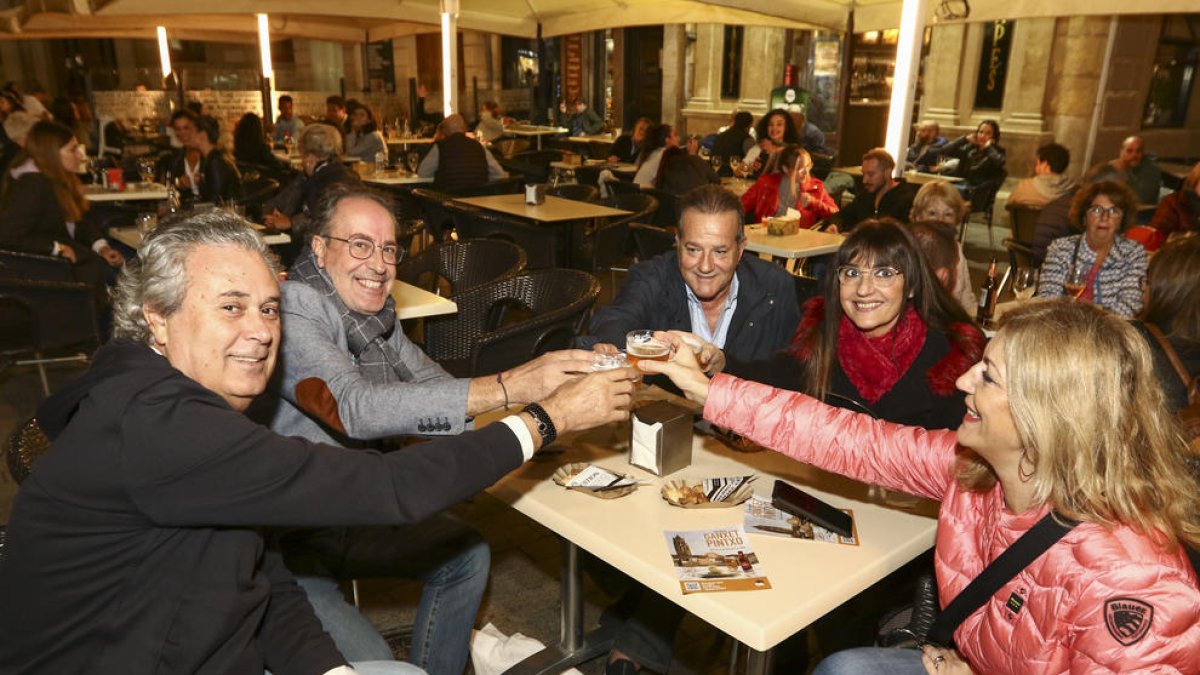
left=310, top=184, right=397, bottom=239
left=299, top=123, right=343, bottom=161
left=112, top=209, right=279, bottom=345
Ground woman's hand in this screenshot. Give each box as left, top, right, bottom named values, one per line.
left=797, top=192, right=813, bottom=209
left=665, top=330, right=725, bottom=374
left=98, top=245, right=124, bottom=267
left=921, top=646, right=974, bottom=675
left=636, top=331, right=711, bottom=405
left=57, top=243, right=77, bottom=263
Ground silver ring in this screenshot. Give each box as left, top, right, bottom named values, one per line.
left=933, top=654, right=946, bottom=669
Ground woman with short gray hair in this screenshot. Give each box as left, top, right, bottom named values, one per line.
left=263, top=123, right=362, bottom=256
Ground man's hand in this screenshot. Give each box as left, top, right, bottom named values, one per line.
left=539, top=368, right=636, bottom=436
left=98, top=245, right=124, bottom=267
left=57, top=243, right=77, bottom=263
left=263, top=209, right=293, bottom=231
left=636, top=332, right=711, bottom=405
left=505, top=349, right=597, bottom=404
left=591, top=343, right=620, bottom=357
left=686, top=137, right=700, bottom=155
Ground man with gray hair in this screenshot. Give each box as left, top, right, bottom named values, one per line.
left=0, top=209, right=633, bottom=674
left=417, top=113, right=507, bottom=193
left=253, top=184, right=604, bottom=674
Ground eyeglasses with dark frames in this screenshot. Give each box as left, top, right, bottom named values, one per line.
left=324, top=235, right=404, bottom=265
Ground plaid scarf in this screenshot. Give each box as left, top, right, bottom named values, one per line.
left=288, top=248, right=414, bottom=383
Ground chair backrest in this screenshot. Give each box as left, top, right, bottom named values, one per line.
left=599, top=193, right=659, bottom=227
left=0, top=279, right=99, bottom=354
left=1003, top=237, right=1037, bottom=271
left=422, top=268, right=600, bottom=376
left=645, top=187, right=682, bottom=228
left=0, top=250, right=74, bottom=283
left=5, top=417, right=49, bottom=486
left=451, top=175, right=526, bottom=197
left=629, top=223, right=676, bottom=261
left=548, top=183, right=599, bottom=203
left=608, top=180, right=643, bottom=197
left=411, top=187, right=458, bottom=240
left=1006, top=204, right=1041, bottom=244
left=493, top=138, right=531, bottom=159
left=969, top=171, right=1007, bottom=213
left=453, top=209, right=561, bottom=269
left=396, top=239, right=527, bottom=296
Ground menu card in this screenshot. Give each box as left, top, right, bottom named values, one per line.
left=662, top=526, right=771, bottom=594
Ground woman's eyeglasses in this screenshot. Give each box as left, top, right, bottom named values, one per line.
left=325, top=235, right=403, bottom=265
left=836, top=266, right=903, bottom=288
left=1086, top=205, right=1123, bottom=220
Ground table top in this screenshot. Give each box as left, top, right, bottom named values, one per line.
left=1159, top=161, right=1195, bottom=180
left=743, top=224, right=844, bottom=259
left=454, top=194, right=630, bottom=223
left=110, top=224, right=291, bottom=249
left=83, top=183, right=169, bottom=202
left=552, top=159, right=637, bottom=174
left=365, top=172, right=432, bottom=186
left=831, top=166, right=962, bottom=184
left=389, top=281, right=458, bottom=320
left=504, top=125, right=569, bottom=137
left=487, top=412, right=938, bottom=652
left=565, top=134, right=617, bottom=144
left=385, top=137, right=435, bottom=145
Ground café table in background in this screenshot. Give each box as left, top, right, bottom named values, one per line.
left=83, top=182, right=169, bottom=203
left=109, top=223, right=291, bottom=249
left=504, top=125, right=569, bottom=150
left=830, top=166, right=963, bottom=185
left=365, top=172, right=433, bottom=187
left=743, top=224, right=844, bottom=272
left=453, top=194, right=629, bottom=268
left=485, top=389, right=937, bottom=675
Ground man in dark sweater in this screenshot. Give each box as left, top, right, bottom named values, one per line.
left=0, top=209, right=633, bottom=675
left=836, top=147, right=917, bottom=232
left=416, top=113, right=507, bottom=193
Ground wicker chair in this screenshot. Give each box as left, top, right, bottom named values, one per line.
left=586, top=195, right=659, bottom=284
left=411, top=187, right=459, bottom=241
left=607, top=180, right=643, bottom=197
left=598, top=193, right=659, bottom=227
left=1005, top=204, right=1041, bottom=245
left=548, top=183, right=600, bottom=203
left=452, top=209, right=562, bottom=269
left=629, top=223, right=677, bottom=261
left=396, top=239, right=527, bottom=297
left=422, top=269, right=600, bottom=377
left=645, top=187, right=682, bottom=228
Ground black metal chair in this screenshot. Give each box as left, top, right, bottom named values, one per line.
left=240, top=176, right=281, bottom=222
left=607, top=180, right=643, bottom=197
left=1003, top=237, right=1037, bottom=272
left=0, top=250, right=74, bottom=283
left=629, top=223, right=676, bottom=261
left=396, top=239, right=527, bottom=297
left=0, top=277, right=99, bottom=396
left=962, top=171, right=1007, bottom=247
left=548, top=184, right=600, bottom=203
left=1005, top=204, right=1040, bottom=245
left=422, top=269, right=600, bottom=377
left=452, top=209, right=562, bottom=269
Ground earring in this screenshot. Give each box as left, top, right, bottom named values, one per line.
left=1018, top=448, right=1036, bottom=482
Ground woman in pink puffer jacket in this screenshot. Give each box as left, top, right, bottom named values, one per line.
left=643, top=299, right=1200, bottom=674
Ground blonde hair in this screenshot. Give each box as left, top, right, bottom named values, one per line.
left=911, top=180, right=967, bottom=223
left=956, top=300, right=1200, bottom=550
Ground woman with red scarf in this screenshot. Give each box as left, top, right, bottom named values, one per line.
left=725, top=218, right=985, bottom=429
left=741, top=144, right=839, bottom=227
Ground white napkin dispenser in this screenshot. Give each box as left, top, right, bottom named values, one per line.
left=524, top=183, right=546, bottom=205
left=630, top=401, right=693, bottom=476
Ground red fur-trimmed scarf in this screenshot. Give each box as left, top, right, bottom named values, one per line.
left=786, top=297, right=985, bottom=403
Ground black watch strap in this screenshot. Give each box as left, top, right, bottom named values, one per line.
left=521, top=402, right=557, bottom=447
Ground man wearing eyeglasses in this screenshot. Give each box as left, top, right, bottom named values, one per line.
left=252, top=185, right=600, bottom=675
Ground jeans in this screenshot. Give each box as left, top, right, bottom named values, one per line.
left=811, top=647, right=925, bottom=675
left=585, top=554, right=681, bottom=673
left=281, top=513, right=491, bottom=675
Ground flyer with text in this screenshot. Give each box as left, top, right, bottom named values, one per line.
left=662, top=526, right=771, bottom=595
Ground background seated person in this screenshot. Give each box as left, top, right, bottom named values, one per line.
left=1087, top=135, right=1162, bottom=211
left=273, top=93, right=305, bottom=145
left=158, top=109, right=201, bottom=195
left=0, top=210, right=634, bottom=674
left=1133, top=235, right=1200, bottom=414
left=188, top=114, right=242, bottom=204
left=344, top=100, right=388, bottom=163
left=644, top=301, right=1200, bottom=675
left=580, top=184, right=800, bottom=366
left=909, top=180, right=976, bottom=311
left=905, top=120, right=945, bottom=172
left=632, top=123, right=677, bottom=188
left=254, top=186, right=601, bottom=671
left=721, top=218, right=984, bottom=430
left=741, top=144, right=838, bottom=228
left=906, top=219, right=968, bottom=303
left=417, top=114, right=507, bottom=193
left=835, top=148, right=917, bottom=232
left=569, top=98, right=604, bottom=136
left=263, top=123, right=361, bottom=246
left=654, top=141, right=719, bottom=196
left=742, top=108, right=800, bottom=178
left=608, top=116, right=651, bottom=165
left=1148, top=160, right=1200, bottom=241
left=1035, top=180, right=1148, bottom=317
left=1007, top=142, right=1076, bottom=209
left=475, top=100, right=505, bottom=143
left=934, top=119, right=1006, bottom=199
left=710, top=111, right=754, bottom=177
left=233, top=112, right=294, bottom=182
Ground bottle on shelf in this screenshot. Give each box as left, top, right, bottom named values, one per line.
left=976, top=256, right=999, bottom=326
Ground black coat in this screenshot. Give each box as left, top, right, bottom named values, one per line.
left=580, top=251, right=801, bottom=365
left=0, top=341, right=524, bottom=674
left=837, top=179, right=918, bottom=231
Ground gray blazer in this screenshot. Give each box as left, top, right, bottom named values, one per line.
left=263, top=281, right=471, bottom=446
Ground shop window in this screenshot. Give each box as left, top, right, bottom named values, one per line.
left=501, top=36, right=539, bottom=90
left=1141, top=16, right=1200, bottom=129
left=720, top=26, right=743, bottom=99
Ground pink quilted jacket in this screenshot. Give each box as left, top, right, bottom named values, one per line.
left=706, top=374, right=1200, bottom=674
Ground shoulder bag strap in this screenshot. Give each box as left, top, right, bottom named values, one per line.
left=925, top=512, right=1076, bottom=649
left=1144, top=323, right=1192, bottom=395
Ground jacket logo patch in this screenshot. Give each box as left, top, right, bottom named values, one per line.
left=1005, top=591, right=1025, bottom=616
left=1104, top=597, right=1153, bottom=646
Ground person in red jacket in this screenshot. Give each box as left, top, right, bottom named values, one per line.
left=644, top=299, right=1200, bottom=675
left=1148, top=160, right=1200, bottom=241
left=740, top=144, right=838, bottom=227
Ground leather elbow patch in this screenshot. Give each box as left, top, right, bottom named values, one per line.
left=295, top=378, right=346, bottom=435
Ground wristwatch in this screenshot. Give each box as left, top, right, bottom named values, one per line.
left=521, top=402, right=557, bottom=447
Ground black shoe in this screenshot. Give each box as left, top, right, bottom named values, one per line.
left=606, top=657, right=641, bottom=675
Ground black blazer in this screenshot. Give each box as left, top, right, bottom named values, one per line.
left=0, top=170, right=103, bottom=260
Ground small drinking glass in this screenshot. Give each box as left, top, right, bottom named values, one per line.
left=1063, top=264, right=1087, bottom=300
left=1013, top=267, right=1037, bottom=302
left=624, top=330, right=670, bottom=368
left=592, top=352, right=628, bottom=372
left=374, top=151, right=388, bottom=175
left=135, top=212, right=158, bottom=238
left=710, top=155, right=722, bottom=173
left=406, top=151, right=421, bottom=174
left=137, top=157, right=156, bottom=185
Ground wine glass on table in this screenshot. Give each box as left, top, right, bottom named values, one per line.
left=137, top=157, right=156, bottom=186
left=710, top=155, right=723, bottom=174
left=729, top=156, right=743, bottom=177
left=406, top=151, right=421, bottom=175
left=1063, top=263, right=1087, bottom=301
left=1013, top=267, right=1037, bottom=303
